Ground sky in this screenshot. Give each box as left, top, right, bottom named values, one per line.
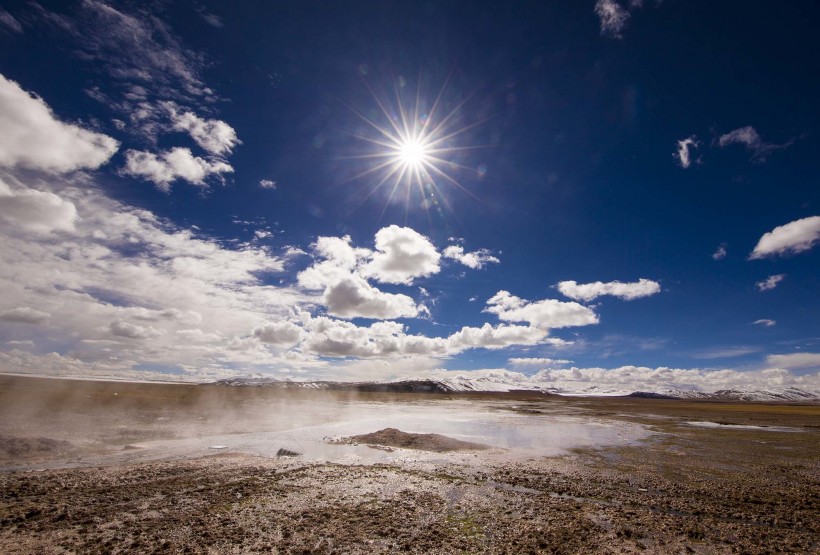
left=0, top=0, right=818, bottom=392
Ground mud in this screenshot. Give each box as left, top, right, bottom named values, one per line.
left=337, top=428, right=491, bottom=452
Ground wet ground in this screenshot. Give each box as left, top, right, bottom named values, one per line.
left=0, top=376, right=818, bottom=553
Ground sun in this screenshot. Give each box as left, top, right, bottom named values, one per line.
left=395, top=136, right=430, bottom=169
left=339, top=74, right=488, bottom=216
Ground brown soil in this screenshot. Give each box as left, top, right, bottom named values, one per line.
left=1, top=375, right=818, bottom=554
left=339, top=428, right=490, bottom=452
left=0, top=436, right=73, bottom=459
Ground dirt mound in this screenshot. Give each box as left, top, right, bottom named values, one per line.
left=0, top=436, right=73, bottom=458
left=340, top=428, right=489, bottom=452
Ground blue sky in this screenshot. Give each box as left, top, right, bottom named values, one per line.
left=0, top=1, right=818, bottom=392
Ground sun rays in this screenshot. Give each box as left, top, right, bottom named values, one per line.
left=339, top=73, right=489, bottom=220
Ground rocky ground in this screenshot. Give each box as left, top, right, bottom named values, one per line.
left=0, top=376, right=818, bottom=554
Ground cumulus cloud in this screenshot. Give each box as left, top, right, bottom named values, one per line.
left=0, top=179, right=77, bottom=234
left=718, top=126, right=791, bottom=161
left=300, top=316, right=441, bottom=358
left=448, top=323, right=548, bottom=351
left=753, top=319, right=776, bottom=327
left=485, top=291, right=599, bottom=329
left=259, top=179, right=277, bottom=189
left=557, top=278, right=660, bottom=302
left=756, top=274, right=785, bottom=292
left=322, top=276, right=421, bottom=319
left=442, top=245, right=500, bottom=269
left=0, top=74, right=118, bottom=172
left=297, top=236, right=363, bottom=289
left=594, top=0, right=630, bottom=38
left=297, top=235, right=422, bottom=319
left=362, top=225, right=441, bottom=284
left=712, top=243, right=727, bottom=260
left=508, top=357, right=572, bottom=366
left=164, top=102, right=240, bottom=156
left=749, top=216, right=820, bottom=259
left=297, top=314, right=552, bottom=359
left=253, top=321, right=304, bottom=347
left=122, top=147, right=234, bottom=191
left=674, top=136, right=699, bottom=169
left=766, top=352, right=820, bottom=370
left=0, top=307, right=50, bottom=324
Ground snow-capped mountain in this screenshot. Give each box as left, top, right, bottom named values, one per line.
left=654, top=387, right=820, bottom=403
left=211, top=376, right=820, bottom=402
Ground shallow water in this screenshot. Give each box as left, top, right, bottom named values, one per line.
left=683, top=421, right=802, bottom=433
left=66, top=398, right=654, bottom=469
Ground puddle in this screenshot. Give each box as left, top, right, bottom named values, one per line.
left=683, top=421, right=803, bottom=433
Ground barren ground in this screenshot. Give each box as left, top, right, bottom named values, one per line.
left=1, top=376, right=818, bottom=554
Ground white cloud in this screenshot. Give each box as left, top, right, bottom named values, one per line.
left=0, top=170, right=302, bottom=374
left=0, top=66, right=318, bottom=379
left=297, top=235, right=422, bottom=320
left=253, top=321, right=304, bottom=347
left=322, top=275, right=421, bottom=319
left=260, top=179, right=277, bottom=189
left=0, top=8, right=23, bottom=33
left=0, top=178, right=78, bottom=234
left=691, top=346, right=761, bottom=360
left=109, top=320, right=161, bottom=340
left=718, top=126, right=790, bottom=161
left=196, top=7, right=223, bottom=29
left=122, top=147, right=234, bottom=191
left=766, top=353, right=820, bottom=370
left=297, top=236, right=360, bottom=290
left=674, top=136, right=698, bottom=169
left=419, top=365, right=819, bottom=395
left=299, top=229, right=495, bottom=318
left=164, top=102, right=240, bottom=156
left=753, top=319, right=776, bottom=327
left=485, top=291, right=599, bottom=329
left=39, top=1, right=210, bottom=100
left=362, top=225, right=441, bottom=284
left=530, top=365, right=820, bottom=393
left=447, top=323, right=548, bottom=351
left=300, top=316, right=442, bottom=358
left=749, top=216, right=820, bottom=259
left=557, top=278, right=660, bottom=302
left=0, top=74, right=118, bottom=172
left=595, top=0, right=630, bottom=38
left=296, top=314, right=552, bottom=359
left=712, top=243, right=727, bottom=260
left=508, top=357, right=572, bottom=366
left=442, top=245, right=500, bottom=269
left=756, top=274, right=785, bottom=292
left=0, top=307, right=50, bottom=324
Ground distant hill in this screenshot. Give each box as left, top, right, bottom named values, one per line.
left=211, top=376, right=820, bottom=402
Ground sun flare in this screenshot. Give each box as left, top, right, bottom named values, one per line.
left=341, top=75, right=487, bottom=216
left=396, top=136, right=430, bottom=169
